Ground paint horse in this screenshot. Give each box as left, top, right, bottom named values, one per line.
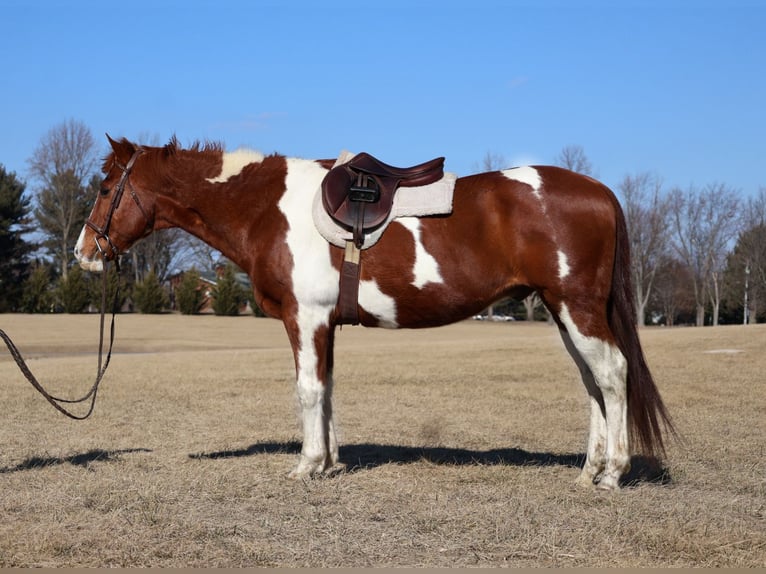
left=75, top=136, right=673, bottom=490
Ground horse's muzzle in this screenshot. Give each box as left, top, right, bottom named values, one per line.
left=74, top=227, right=105, bottom=272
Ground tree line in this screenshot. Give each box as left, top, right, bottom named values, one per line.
left=1, top=120, right=764, bottom=325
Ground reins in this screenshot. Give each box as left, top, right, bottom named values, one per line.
left=0, top=148, right=146, bottom=420
left=0, top=259, right=120, bottom=420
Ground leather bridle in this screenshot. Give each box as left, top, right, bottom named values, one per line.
left=85, top=147, right=151, bottom=260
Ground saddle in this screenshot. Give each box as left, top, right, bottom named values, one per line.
left=320, top=152, right=446, bottom=326
left=322, top=152, right=445, bottom=249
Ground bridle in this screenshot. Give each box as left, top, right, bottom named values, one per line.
left=85, top=147, right=151, bottom=261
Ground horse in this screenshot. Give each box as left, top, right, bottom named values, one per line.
left=75, top=135, right=674, bottom=490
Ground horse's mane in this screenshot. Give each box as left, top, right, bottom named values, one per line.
left=102, top=136, right=229, bottom=185
left=161, top=135, right=224, bottom=157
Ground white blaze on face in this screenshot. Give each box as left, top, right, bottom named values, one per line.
left=502, top=166, right=542, bottom=200
left=206, top=149, right=265, bottom=183
left=74, top=226, right=104, bottom=272
left=397, top=217, right=443, bottom=289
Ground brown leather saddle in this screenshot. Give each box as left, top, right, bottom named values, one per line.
left=320, top=152, right=446, bottom=326
left=322, top=152, right=445, bottom=248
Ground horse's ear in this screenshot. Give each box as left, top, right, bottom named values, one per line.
left=105, top=134, right=136, bottom=162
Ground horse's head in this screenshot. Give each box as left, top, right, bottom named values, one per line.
left=75, top=136, right=156, bottom=272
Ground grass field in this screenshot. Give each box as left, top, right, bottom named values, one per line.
left=0, top=313, right=764, bottom=567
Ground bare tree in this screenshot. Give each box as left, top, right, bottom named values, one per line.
left=28, top=119, right=100, bottom=278
left=651, top=256, right=695, bottom=326
left=619, top=172, right=671, bottom=325
left=669, top=183, right=741, bottom=326
left=554, top=144, right=593, bottom=176
left=723, top=188, right=766, bottom=323
left=474, top=151, right=507, bottom=173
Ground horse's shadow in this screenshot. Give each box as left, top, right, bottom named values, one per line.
left=0, top=442, right=670, bottom=486
left=0, top=448, right=152, bottom=474
left=189, top=441, right=672, bottom=486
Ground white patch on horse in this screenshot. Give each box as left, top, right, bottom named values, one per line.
left=359, top=279, right=398, bottom=328
left=502, top=166, right=543, bottom=200
left=279, top=158, right=340, bottom=475
left=557, top=250, right=571, bottom=280
left=206, top=149, right=265, bottom=183
left=396, top=217, right=443, bottom=289
left=279, top=158, right=339, bottom=318
left=558, top=302, right=629, bottom=490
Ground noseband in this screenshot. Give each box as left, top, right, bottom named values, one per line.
left=85, top=147, right=151, bottom=260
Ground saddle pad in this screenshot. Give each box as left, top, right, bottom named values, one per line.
left=313, top=151, right=457, bottom=249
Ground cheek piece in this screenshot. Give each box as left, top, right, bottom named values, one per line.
left=85, top=147, right=151, bottom=260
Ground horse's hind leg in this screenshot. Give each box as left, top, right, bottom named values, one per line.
left=559, top=329, right=608, bottom=486
left=554, top=302, right=630, bottom=490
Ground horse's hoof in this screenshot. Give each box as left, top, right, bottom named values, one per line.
left=595, top=474, right=621, bottom=491
left=288, top=457, right=327, bottom=479
left=575, top=473, right=596, bottom=488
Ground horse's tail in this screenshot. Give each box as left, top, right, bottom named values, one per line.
left=608, top=196, right=676, bottom=457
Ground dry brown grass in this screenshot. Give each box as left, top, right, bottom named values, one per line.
left=0, top=314, right=764, bottom=567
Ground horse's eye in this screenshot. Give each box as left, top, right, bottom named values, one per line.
left=100, top=187, right=110, bottom=197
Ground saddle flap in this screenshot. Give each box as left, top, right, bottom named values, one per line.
left=321, top=164, right=395, bottom=232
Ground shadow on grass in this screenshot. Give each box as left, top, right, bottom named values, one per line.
left=0, top=448, right=152, bottom=474
left=189, top=441, right=672, bottom=486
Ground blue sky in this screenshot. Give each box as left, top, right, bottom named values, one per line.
left=2, top=0, right=764, bottom=197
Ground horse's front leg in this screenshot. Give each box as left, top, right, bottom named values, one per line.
left=285, top=311, right=338, bottom=479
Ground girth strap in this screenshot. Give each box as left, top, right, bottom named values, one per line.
left=338, top=242, right=361, bottom=325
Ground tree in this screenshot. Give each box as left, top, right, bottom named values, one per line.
left=175, top=267, right=205, bottom=315
left=721, top=190, right=766, bottom=324
left=669, top=183, right=741, bottom=326
left=27, top=119, right=99, bottom=279
left=619, top=172, right=671, bottom=325
left=88, top=264, right=130, bottom=313
left=56, top=265, right=91, bottom=313
left=133, top=271, right=169, bottom=314
left=650, top=256, right=695, bottom=326
left=212, top=264, right=247, bottom=316
left=474, top=150, right=507, bottom=172
left=736, top=189, right=766, bottom=323
left=129, top=229, right=184, bottom=284
left=0, top=165, right=33, bottom=311
left=554, top=144, right=593, bottom=176
left=21, top=262, right=54, bottom=313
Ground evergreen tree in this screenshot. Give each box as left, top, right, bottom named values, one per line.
left=133, top=270, right=169, bottom=314
left=21, top=262, right=54, bottom=313
left=246, top=287, right=266, bottom=317
left=88, top=264, right=130, bottom=313
left=0, top=164, right=33, bottom=311
left=212, top=264, right=246, bottom=316
left=56, top=265, right=91, bottom=313
left=176, top=267, right=204, bottom=315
